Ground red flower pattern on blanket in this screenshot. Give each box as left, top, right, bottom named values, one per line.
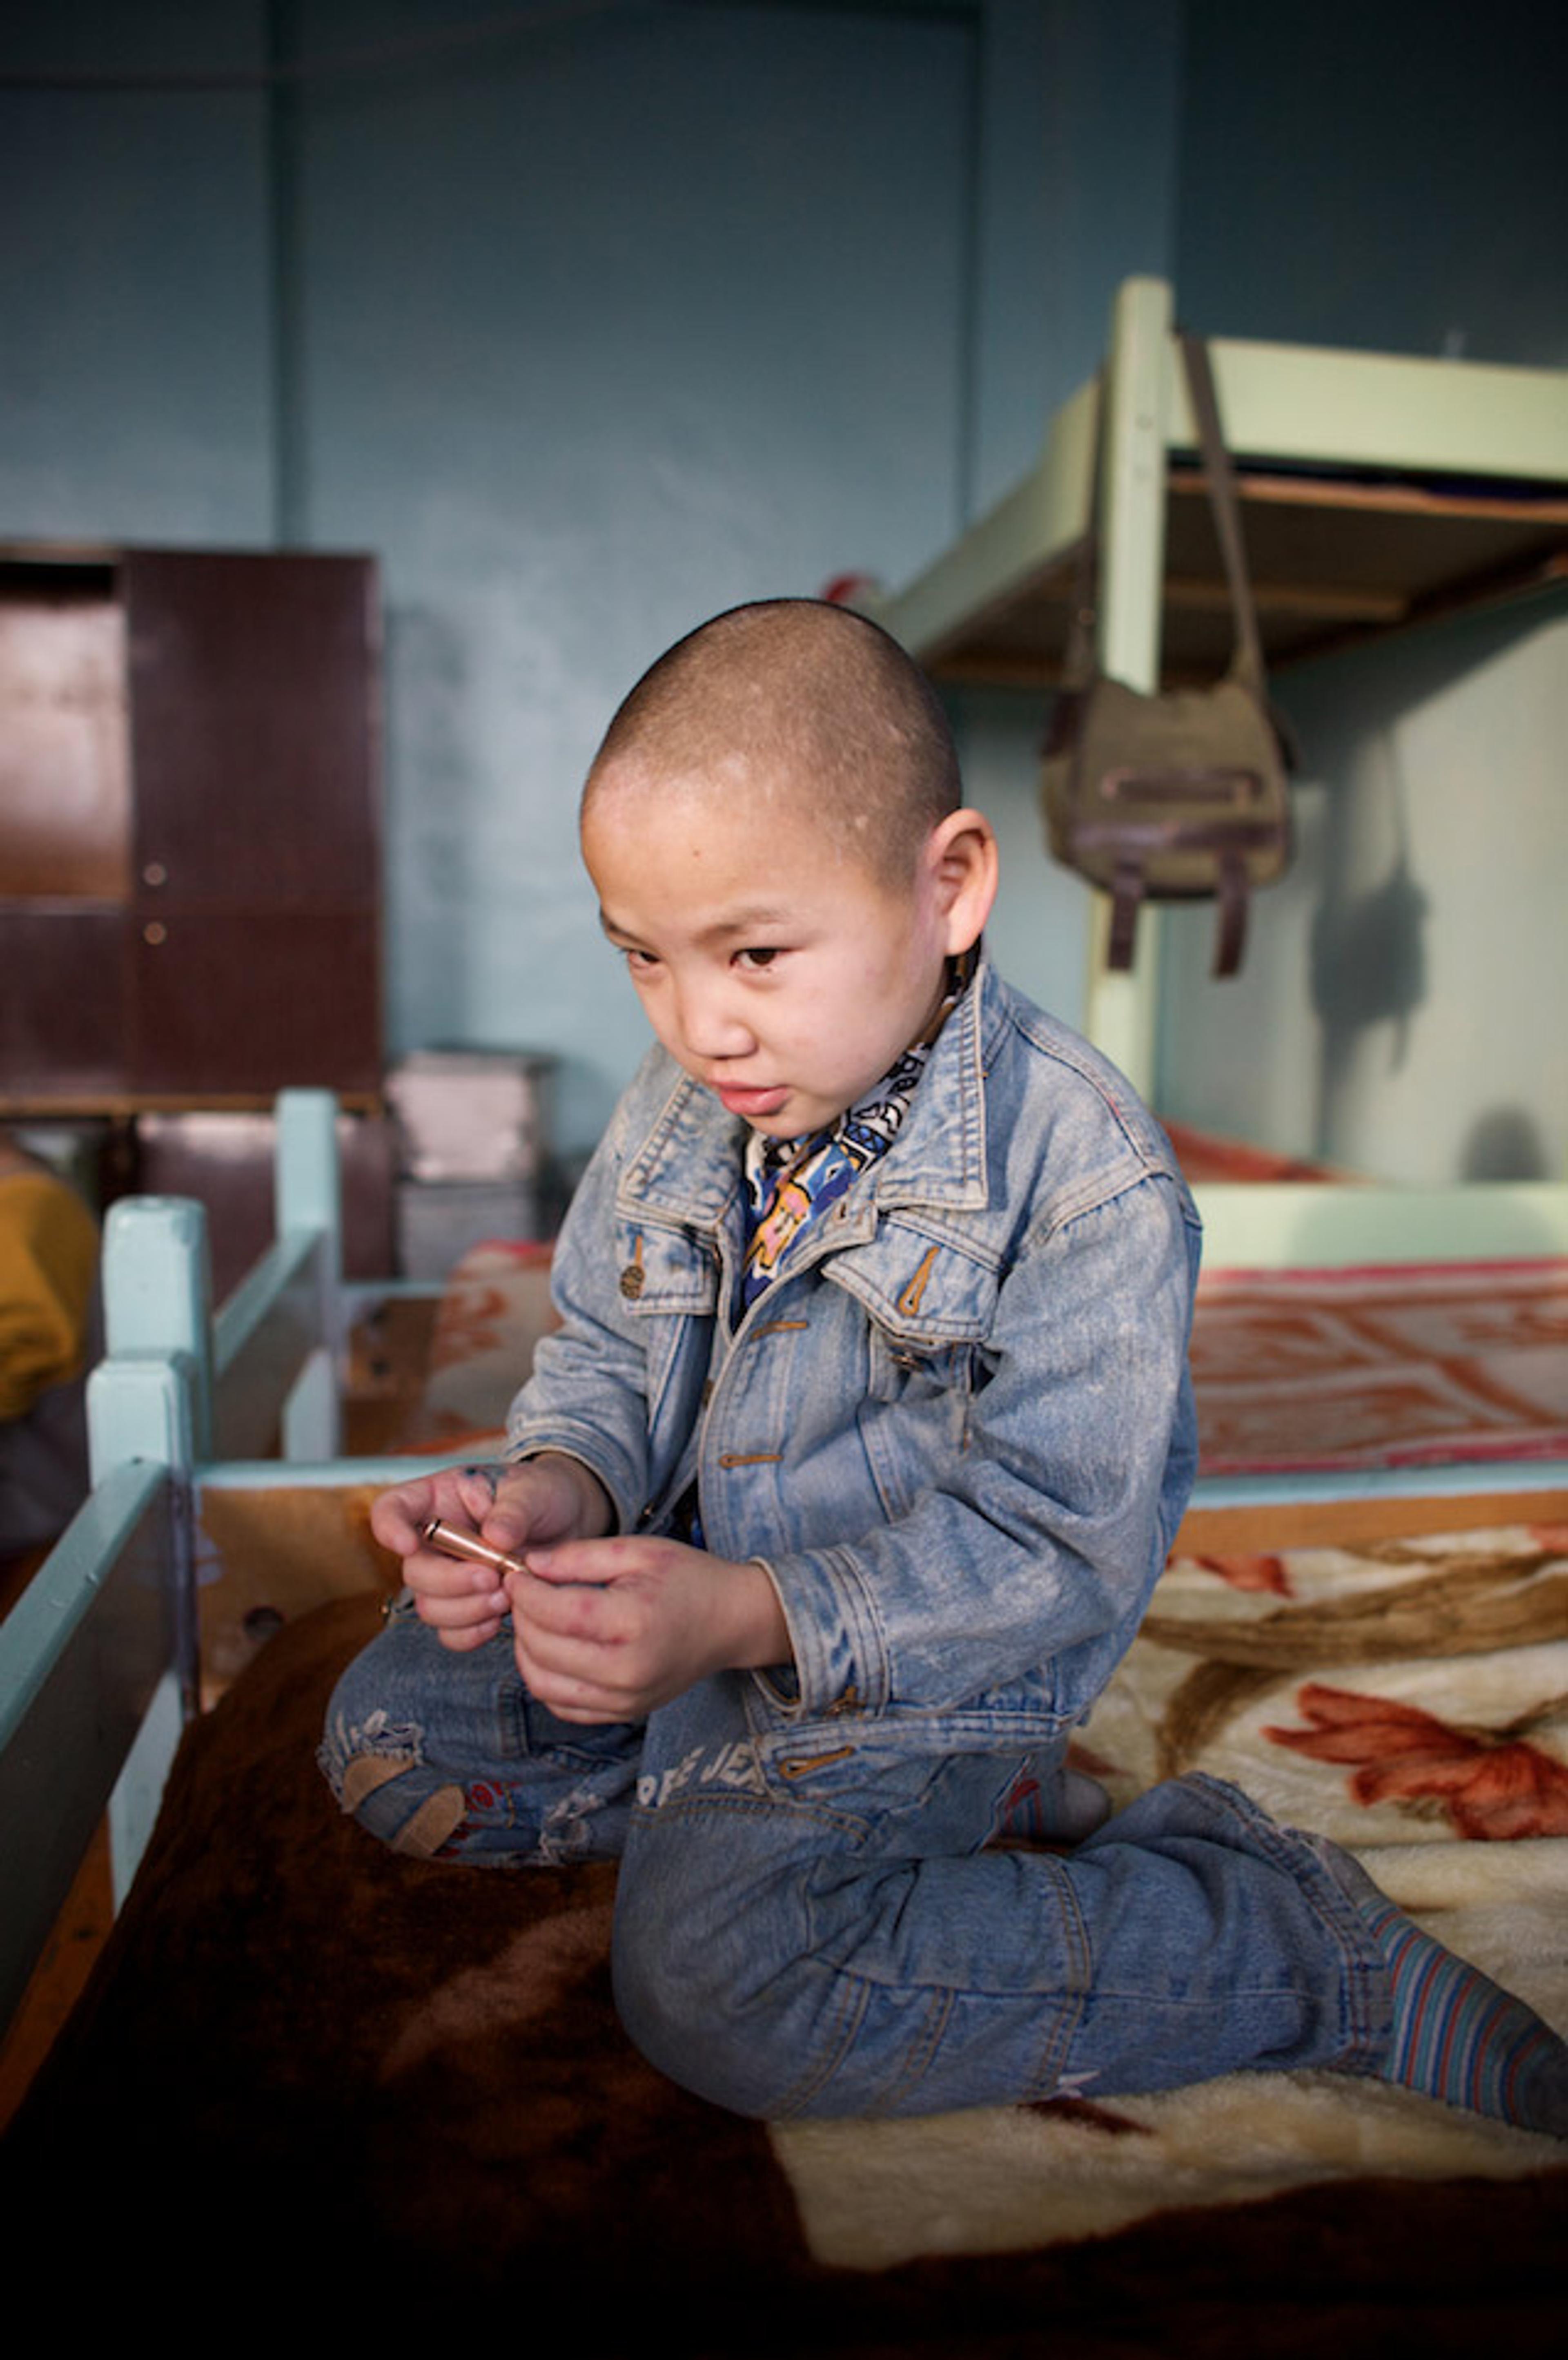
left=1194, top=1553, right=1293, bottom=1598
left=1264, top=1681, right=1568, bottom=1841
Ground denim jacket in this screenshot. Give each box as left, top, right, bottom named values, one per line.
left=508, top=957, right=1200, bottom=1758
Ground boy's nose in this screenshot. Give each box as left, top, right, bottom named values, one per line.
left=674, top=976, right=755, bottom=1061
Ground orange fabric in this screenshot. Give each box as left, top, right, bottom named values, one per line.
left=0, top=1169, right=100, bottom=1422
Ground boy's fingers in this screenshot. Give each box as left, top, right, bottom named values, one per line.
left=434, top=1615, right=506, bottom=1653
left=505, top=1567, right=618, bottom=1639
left=373, top=1469, right=495, bottom=1555
left=523, top=1535, right=650, bottom=1583
left=370, top=1482, right=434, bottom=1554
left=412, top=1577, right=505, bottom=1621
left=411, top=1586, right=507, bottom=1645
left=479, top=1516, right=532, bottom=1564
left=454, top=1463, right=504, bottom=1513
left=409, top=1547, right=507, bottom=1598
left=511, top=1631, right=634, bottom=1720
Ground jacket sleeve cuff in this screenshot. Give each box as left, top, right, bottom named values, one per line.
left=748, top=1544, right=890, bottom=1720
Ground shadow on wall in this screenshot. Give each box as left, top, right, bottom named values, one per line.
left=1296, top=589, right=1568, bottom=1173
left=1461, top=1109, right=1552, bottom=1182
left=1308, top=723, right=1429, bottom=1149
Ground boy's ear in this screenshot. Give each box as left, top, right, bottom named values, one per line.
left=926, top=808, right=999, bottom=955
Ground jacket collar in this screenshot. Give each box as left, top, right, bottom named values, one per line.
left=618, top=955, right=999, bottom=1231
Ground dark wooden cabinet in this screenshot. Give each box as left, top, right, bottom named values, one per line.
left=0, top=546, right=382, bottom=1104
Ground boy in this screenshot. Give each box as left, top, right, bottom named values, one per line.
left=323, top=600, right=1566, bottom=2133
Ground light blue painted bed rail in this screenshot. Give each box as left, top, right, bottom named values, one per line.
left=0, top=1091, right=446, bottom=2034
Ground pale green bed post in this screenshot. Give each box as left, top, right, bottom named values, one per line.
left=98, top=1194, right=214, bottom=1462
left=274, top=1088, right=344, bottom=1460
left=1081, top=275, right=1173, bottom=1102
left=90, top=1198, right=213, bottom=1905
left=276, top=1086, right=341, bottom=1283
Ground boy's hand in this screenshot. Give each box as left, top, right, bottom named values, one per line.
left=505, top=1536, right=791, bottom=1724
left=370, top=1455, right=614, bottom=1651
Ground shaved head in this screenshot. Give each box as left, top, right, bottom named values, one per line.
left=582, top=599, right=961, bottom=886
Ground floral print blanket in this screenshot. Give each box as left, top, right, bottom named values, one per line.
left=772, top=1520, right=1568, bottom=2276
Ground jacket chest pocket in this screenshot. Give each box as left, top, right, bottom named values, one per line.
left=831, top=1223, right=999, bottom=1379
left=833, top=1227, right=1000, bottom=1511
left=612, top=1218, right=719, bottom=1318
left=612, top=1218, right=719, bottom=1457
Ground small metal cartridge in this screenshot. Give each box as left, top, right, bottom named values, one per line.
left=419, top=1517, right=526, bottom=1579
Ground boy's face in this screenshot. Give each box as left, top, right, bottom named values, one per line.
left=583, top=767, right=956, bottom=1139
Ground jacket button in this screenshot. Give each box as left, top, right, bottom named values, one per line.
left=619, top=1264, right=645, bottom=1299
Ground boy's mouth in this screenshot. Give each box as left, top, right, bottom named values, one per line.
left=713, top=1081, right=790, bottom=1119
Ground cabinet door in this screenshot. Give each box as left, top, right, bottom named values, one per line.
left=130, top=910, right=382, bottom=1095
left=0, top=907, right=130, bottom=1097
left=126, top=551, right=379, bottom=906
left=124, top=551, right=382, bottom=1094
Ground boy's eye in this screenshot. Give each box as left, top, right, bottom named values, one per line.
left=735, top=947, right=781, bottom=971
left=624, top=947, right=660, bottom=975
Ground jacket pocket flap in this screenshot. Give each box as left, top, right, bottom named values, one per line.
left=611, top=1220, right=718, bottom=1316
left=824, top=1222, right=998, bottom=1344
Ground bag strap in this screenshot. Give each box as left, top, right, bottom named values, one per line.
left=1109, top=849, right=1249, bottom=979
left=1213, top=845, right=1249, bottom=979
left=1109, top=857, right=1144, bottom=971
left=1059, top=423, right=1102, bottom=692
left=1177, top=332, right=1267, bottom=691
left=1060, top=330, right=1265, bottom=691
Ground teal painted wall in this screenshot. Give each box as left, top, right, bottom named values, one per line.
left=1158, top=0, right=1568, bottom=1182
left=28, top=5, right=1555, bottom=1187
left=0, top=4, right=274, bottom=542
left=290, top=0, right=975, bottom=1152
left=1173, top=0, right=1568, bottom=368
left=4, top=0, right=1186, bottom=1158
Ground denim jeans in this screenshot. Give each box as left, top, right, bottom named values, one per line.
left=321, top=1598, right=1392, bottom=2120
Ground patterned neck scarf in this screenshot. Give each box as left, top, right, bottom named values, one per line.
left=735, top=954, right=972, bottom=1321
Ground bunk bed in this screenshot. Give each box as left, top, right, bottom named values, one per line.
left=870, top=280, right=1568, bottom=695
left=864, top=274, right=1568, bottom=1092
left=2, top=1087, right=1565, bottom=2336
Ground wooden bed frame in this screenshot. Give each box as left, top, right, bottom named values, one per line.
left=0, top=1090, right=449, bottom=2031
left=4, top=1083, right=1565, bottom=2040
